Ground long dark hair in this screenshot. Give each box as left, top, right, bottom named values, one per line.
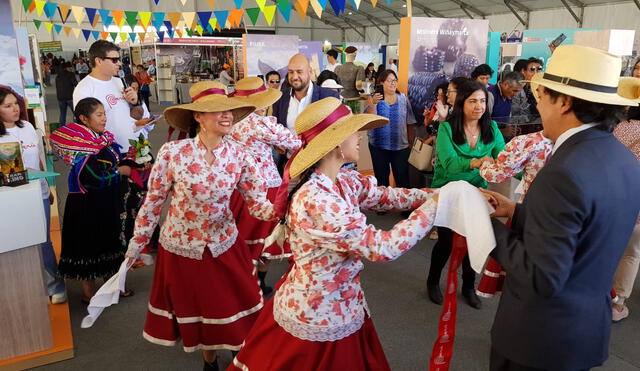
left=0, top=88, right=24, bottom=136
left=628, top=105, right=640, bottom=121
left=448, top=80, right=494, bottom=145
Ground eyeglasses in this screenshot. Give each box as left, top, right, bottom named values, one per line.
left=447, top=90, right=457, bottom=95
left=529, top=66, right=543, bottom=71
left=101, top=56, right=121, bottom=63
left=386, top=79, right=398, bottom=84
left=269, top=80, right=280, bottom=84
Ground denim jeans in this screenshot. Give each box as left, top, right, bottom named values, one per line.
left=58, top=99, right=73, bottom=125
left=41, top=199, right=65, bottom=295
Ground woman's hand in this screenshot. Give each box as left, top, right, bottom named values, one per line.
left=118, top=165, right=132, bottom=177
left=123, top=87, right=138, bottom=105
left=366, top=93, right=382, bottom=114
left=135, top=117, right=155, bottom=127
left=435, top=101, right=449, bottom=122
left=479, top=189, right=516, bottom=218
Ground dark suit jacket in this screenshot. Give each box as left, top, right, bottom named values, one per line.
left=272, top=83, right=340, bottom=128
left=490, top=126, right=640, bottom=370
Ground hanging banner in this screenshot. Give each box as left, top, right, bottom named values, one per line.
left=16, top=27, right=35, bottom=87
left=243, top=34, right=298, bottom=77
left=0, top=0, right=25, bottom=95
left=157, top=37, right=241, bottom=46
left=38, top=40, right=63, bottom=52
left=399, top=17, right=488, bottom=123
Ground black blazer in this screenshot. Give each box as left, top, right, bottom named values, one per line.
left=490, top=127, right=640, bottom=370
left=272, top=83, right=340, bottom=128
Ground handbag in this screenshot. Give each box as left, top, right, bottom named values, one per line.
left=408, top=137, right=434, bottom=172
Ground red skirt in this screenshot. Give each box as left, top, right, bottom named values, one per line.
left=143, top=242, right=263, bottom=352
left=476, top=218, right=511, bottom=298
left=228, top=299, right=391, bottom=371
left=230, top=187, right=290, bottom=262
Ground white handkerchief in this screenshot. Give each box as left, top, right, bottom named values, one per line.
left=433, top=181, right=496, bottom=273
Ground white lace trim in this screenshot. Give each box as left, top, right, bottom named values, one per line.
left=233, top=357, right=250, bottom=371
left=273, top=302, right=365, bottom=342
left=160, top=229, right=238, bottom=260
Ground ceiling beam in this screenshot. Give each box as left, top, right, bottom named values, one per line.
left=400, top=0, right=445, bottom=17
left=634, top=0, right=640, bottom=11
left=504, top=0, right=529, bottom=28
left=447, top=0, right=487, bottom=18
left=370, top=2, right=404, bottom=21
left=343, top=19, right=366, bottom=39
left=460, top=6, right=474, bottom=18
left=559, top=0, right=583, bottom=26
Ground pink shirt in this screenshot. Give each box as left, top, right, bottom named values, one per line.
left=273, top=170, right=437, bottom=341
left=227, top=113, right=301, bottom=188
left=127, top=137, right=275, bottom=260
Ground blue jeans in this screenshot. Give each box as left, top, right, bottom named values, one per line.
left=41, top=199, right=65, bottom=295
left=58, top=100, right=73, bottom=125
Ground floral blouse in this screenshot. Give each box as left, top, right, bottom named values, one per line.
left=227, top=112, right=301, bottom=188
left=273, top=170, right=438, bottom=341
left=479, top=131, right=552, bottom=202
left=126, top=137, right=276, bottom=260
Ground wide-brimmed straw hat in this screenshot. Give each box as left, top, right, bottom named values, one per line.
left=163, top=81, right=255, bottom=132
left=289, top=97, right=388, bottom=179
left=527, top=45, right=639, bottom=106
left=231, top=77, right=282, bottom=110
left=618, top=77, right=640, bottom=103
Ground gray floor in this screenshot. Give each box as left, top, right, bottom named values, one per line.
left=35, top=83, right=640, bottom=370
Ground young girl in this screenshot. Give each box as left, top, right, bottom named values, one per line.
left=230, top=97, right=440, bottom=370
left=50, top=98, right=133, bottom=303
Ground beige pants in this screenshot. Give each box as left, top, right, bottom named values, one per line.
left=613, top=223, right=640, bottom=302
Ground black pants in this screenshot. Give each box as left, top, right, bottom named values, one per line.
left=490, top=347, right=590, bottom=371
left=427, top=227, right=476, bottom=290
left=368, top=144, right=410, bottom=188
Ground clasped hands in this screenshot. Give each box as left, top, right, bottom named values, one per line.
left=479, top=189, right=516, bottom=219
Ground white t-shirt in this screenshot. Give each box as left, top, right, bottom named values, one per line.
left=73, top=75, right=149, bottom=152
left=0, top=121, right=50, bottom=199
left=325, top=62, right=341, bottom=72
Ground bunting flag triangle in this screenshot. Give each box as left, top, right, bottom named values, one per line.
left=245, top=8, right=260, bottom=25
left=213, top=11, right=228, bottom=30
left=208, top=18, right=217, bottom=32
left=255, top=0, right=267, bottom=11
left=112, top=10, right=125, bottom=27
left=195, top=24, right=204, bottom=36
left=180, top=0, right=188, bottom=5
left=154, top=0, right=160, bottom=4
left=294, top=0, right=309, bottom=20
left=92, top=30, right=100, bottom=40
left=43, top=2, right=57, bottom=18
left=138, top=32, right=146, bottom=42
left=129, top=32, right=137, bottom=42
left=28, top=0, right=36, bottom=13
left=370, top=0, right=377, bottom=7
left=71, top=5, right=85, bottom=25
left=233, top=0, right=243, bottom=9
left=72, top=28, right=81, bottom=39
left=139, top=12, right=152, bottom=31
left=63, top=26, right=71, bottom=36
left=44, top=22, right=53, bottom=33
left=21, top=0, right=32, bottom=12
left=82, top=29, right=91, bottom=41
left=386, top=0, right=390, bottom=4
left=278, top=2, right=293, bottom=22
left=152, top=12, right=165, bottom=31
left=100, top=31, right=109, bottom=40
left=98, top=9, right=113, bottom=27
left=110, top=32, right=118, bottom=41
left=58, top=5, right=72, bottom=23
left=207, top=0, right=215, bottom=7
left=175, top=28, right=183, bottom=38
left=351, top=0, right=361, bottom=9
left=119, top=32, right=129, bottom=42
left=262, top=5, right=277, bottom=26
left=328, top=0, right=344, bottom=16
left=53, top=24, right=62, bottom=34
left=228, top=9, right=244, bottom=27
left=183, top=12, right=196, bottom=29
left=310, top=0, right=323, bottom=18
left=33, top=19, right=42, bottom=30
left=163, top=21, right=174, bottom=36
left=34, top=0, right=45, bottom=16
left=197, top=11, right=212, bottom=29
left=125, top=11, right=139, bottom=29
left=158, top=31, right=165, bottom=42
left=85, top=8, right=98, bottom=26
left=167, top=12, right=182, bottom=29
left=185, top=27, right=192, bottom=37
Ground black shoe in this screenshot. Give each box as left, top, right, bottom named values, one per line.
left=427, top=283, right=443, bottom=305
left=203, top=359, right=219, bottom=371
left=462, top=288, right=482, bottom=310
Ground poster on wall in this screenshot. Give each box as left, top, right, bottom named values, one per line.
left=15, top=27, right=35, bottom=87
left=299, top=41, right=324, bottom=79
left=520, top=28, right=599, bottom=66
left=243, top=34, right=298, bottom=78
left=399, top=17, right=489, bottom=123
left=0, top=0, right=25, bottom=95
left=346, top=42, right=382, bottom=68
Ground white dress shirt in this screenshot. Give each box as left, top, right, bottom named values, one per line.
left=286, top=83, right=314, bottom=134
left=552, top=123, right=598, bottom=155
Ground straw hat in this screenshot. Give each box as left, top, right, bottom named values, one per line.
left=528, top=45, right=639, bottom=106
left=289, top=97, right=388, bottom=179
left=320, top=79, right=343, bottom=90
left=618, top=77, right=640, bottom=103
left=163, top=81, right=255, bottom=132
left=232, top=76, right=282, bottom=110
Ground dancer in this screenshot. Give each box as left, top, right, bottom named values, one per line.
left=124, top=82, right=273, bottom=371
left=229, top=97, right=440, bottom=371
left=227, top=77, right=302, bottom=294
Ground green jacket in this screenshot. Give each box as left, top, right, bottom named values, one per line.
left=431, top=121, right=505, bottom=188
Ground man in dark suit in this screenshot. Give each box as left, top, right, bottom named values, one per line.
left=272, top=53, right=339, bottom=171
left=482, top=45, right=640, bottom=371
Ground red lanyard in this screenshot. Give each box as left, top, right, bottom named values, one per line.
left=430, top=233, right=467, bottom=371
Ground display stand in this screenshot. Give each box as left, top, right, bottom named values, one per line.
left=156, top=55, right=175, bottom=104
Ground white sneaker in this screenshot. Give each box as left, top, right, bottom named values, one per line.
left=51, top=292, right=67, bottom=304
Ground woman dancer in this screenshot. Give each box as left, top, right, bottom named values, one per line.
left=124, top=82, right=273, bottom=371
left=227, top=77, right=302, bottom=294
left=229, top=97, right=440, bottom=371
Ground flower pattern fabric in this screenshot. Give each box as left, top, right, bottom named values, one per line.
left=126, top=137, right=276, bottom=260
left=479, top=131, right=552, bottom=202
left=273, top=170, right=438, bottom=341
left=227, top=113, right=302, bottom=188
